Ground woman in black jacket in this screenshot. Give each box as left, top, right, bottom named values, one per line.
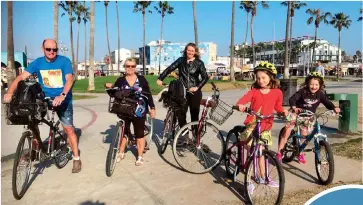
left=105, top=58, right=155, bottom=166
left=156, top=43, right=209, bottom=128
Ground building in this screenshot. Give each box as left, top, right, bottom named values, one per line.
left=139, top=40, right=217, bottom=74
left=1, top=52, right=28, bottom=68
left=111, top=48, right=137, bottom=65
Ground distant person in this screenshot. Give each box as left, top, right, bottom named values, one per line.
left=314, top=61, right=325, bottom=78
left=14, top=61, right=22, bottom=76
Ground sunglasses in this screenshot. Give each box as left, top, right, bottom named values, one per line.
left=125, top=65, right=136, bottom=68
left=45, top=48, right=58, bottom=52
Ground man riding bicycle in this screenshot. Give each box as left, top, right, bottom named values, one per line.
left=4, top=39, right=81, bottom=173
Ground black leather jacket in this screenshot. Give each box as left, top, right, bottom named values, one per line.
left=158, top=57, right=209, bottom=90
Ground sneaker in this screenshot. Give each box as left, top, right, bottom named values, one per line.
left=298, top=153, right=307, bottom=164
left=247, top=182, right=255, bottom=195
left=135, top=157, right=144, bottom=166
left=72, top=160, right=82, bottom=173
left=116, top=152, right=125, bottom=163
left=265, top=177, right=279, bottom=188
left=276, top=152, right=282, bottom=164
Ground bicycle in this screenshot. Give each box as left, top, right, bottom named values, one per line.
left=172, top=82, right=232, bottom=174
left=5, top=97, right=72, bottom=200
left=105, top=87, right=153, bottom=177
left=278, top=109, right=339, bottom=185
left=225, top=108, right=285, bottom=205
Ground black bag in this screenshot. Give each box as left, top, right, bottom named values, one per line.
left=110, top=90, right=138, bottom=117
left=8, top=80, right=47, bottom=124
left=167, top=79, right=186, bottom=106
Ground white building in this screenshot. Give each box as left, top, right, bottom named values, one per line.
left=111, top=48, right=137, bottom=65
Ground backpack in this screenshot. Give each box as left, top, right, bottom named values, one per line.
left=165, top=79, right=186, bottom=107
left=7, top=80, right=47, bottom=124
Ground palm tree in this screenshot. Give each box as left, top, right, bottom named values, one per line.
left=154, top=1, right=174, bottom=74
left=356, top=50, right=362, bottom=62
left=59, top=1, right=77, bottom=77
left=6, top=1, right=16, bottom=86
left=281, top=1, right=306, bottom=66
left=192, top=1, right=198, bottom=46
left=74, top=4, right=86, bottom=66
left=133, top=1, right=153, bottom=76
left=82, top=2, right=90, bottom=68
left=116, top=1, right=121, bottom=73
left=54, top=1, right=59, bottom=42
left=306, top=8, right=332, bottom=64
left=330, top=12, right=351, bottom=79
left=358, top=8, right=362, bottom=21
left=230, top=1, right=236, bottom=82
left=104, top=1, right=113, bottom=75
left=240, top=1, right=252, bottom=76
left=247, top=1, right=269, bottom=69
left=88, top=1, right=95, bottom=91
left=283, top=1, right=291, bottom=79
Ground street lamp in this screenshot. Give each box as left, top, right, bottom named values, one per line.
left=59, top=41, right=68, bottom=55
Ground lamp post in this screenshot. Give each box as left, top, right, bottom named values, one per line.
left=59, top=41, right=68, bottom=55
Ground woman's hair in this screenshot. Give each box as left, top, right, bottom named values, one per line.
left=183, top=43, right=200, bottom=59
left=123, top=57, right=137, bottom=67
left=251, top=70, right=280, bottom=89
left=300, top=76, right=326, bottom=92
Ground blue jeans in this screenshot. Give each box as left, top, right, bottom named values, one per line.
left=48, top=99, right=74, bottom=127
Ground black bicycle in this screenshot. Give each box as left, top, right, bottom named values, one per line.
left=5, top=97, right=72, bottom=200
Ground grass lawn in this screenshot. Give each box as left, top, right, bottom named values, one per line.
left=331, top=137, right=362, bottom=160
left=73, top=75, right=253, bottom=95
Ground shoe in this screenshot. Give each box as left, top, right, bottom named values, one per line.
left=265, top=177, right=279, bottom=188
left=276, top=152, right=282, bottom=164
left=247, top=182, right=255, bottom=195
left=116, top=152, right=125, bottom=163
left=72, top=160, right=82, bottom=173
left=298, top=153, right=307, bottom=164
left=135, top=156, right=144, bottom=166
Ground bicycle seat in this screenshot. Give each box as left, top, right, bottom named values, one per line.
left=200, top=99, right=217, bottom=108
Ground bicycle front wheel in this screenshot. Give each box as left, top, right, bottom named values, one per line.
left=144, top=114, right=154, bottom=151
left=172, top=120, right=225, bottom=174
left=245, top=150, right=285, bottom=205
left=106, top=121, right=123, bottom=177
left=315, top=140, right=334, bottom=185
left=12, top=131, right=34, bottom=200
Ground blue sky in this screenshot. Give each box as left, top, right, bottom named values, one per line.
left=1, top=1, right=362, bottom=62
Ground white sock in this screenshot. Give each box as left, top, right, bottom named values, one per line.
left=73, top=156, right=80, bottom=160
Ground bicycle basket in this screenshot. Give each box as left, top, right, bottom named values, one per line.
left=209, top=99, right=234, bottom=125
left=108, top=96, right=137, bottom=117
left=5, top=101, right=47, bottom=125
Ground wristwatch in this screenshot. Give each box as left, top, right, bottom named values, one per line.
left=61, top=92, right=66, bottom=97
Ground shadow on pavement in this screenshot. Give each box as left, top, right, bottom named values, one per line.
left=281, top=161, right=320, bottom=184
left=100, top=125, right=117, bottom=144
left=79, top=200, right=106, bottom=205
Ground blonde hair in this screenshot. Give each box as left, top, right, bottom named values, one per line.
left=123, top=57, right=137, bottom=67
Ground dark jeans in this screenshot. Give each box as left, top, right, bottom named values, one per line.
left=178, top=90, right=202, bottom=128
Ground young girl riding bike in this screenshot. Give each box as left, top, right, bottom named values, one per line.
left=236, top=62, right=288, bottom=187
left=276, top=72, right=340, bottom=164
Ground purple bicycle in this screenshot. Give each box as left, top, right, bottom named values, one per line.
left=224, top=108, right=285, bottom=205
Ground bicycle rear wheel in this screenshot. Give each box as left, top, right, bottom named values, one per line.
left=225, top=126, right=245, bottom=179
left=278, top=128, right=297, bottom=163
left=106, top=121, right=123, bottom=177
left=172, top=120, right=225, bottom=174
left=144, top=114, right=154, bottom=151
left=315, top=140, right=334, bottom=185
left=245, top=150, right=285, bottom=205
left=12, top=131, right=34, bottom=200
left=53, top=132, right=72, bottom=169
left=159, top=111, right=173, bottom=154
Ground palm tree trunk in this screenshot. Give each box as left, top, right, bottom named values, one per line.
left=84, top=1, right=87, bottom=68
left=312, top=26, right=318, bottom=65
left=69, top=5, right=76, bottom=79
left=241, top=12, right=249, bottom=80
left=289, top=16, right=293, bottom=65
left=230, top=1, right=235, bottom=82
left=88, top=1, right=95, bottom=91
left=143, top=10, right=146, bottom=75
left=54, top=1, right=58, bottom=42
left=6, top=1, right=16, bottom=86
left=76, top=22, right=80, bottom=66
left=283, top=1, right=291, bottom=79
left=192, top=1, right=198, bottom=46
left=116, top=2, right=121, bottom=74
left=337, top=30, right=341, bottom=80
left=250, top=15, right=256, bottom=69
left=105, top=5, right=112, bottom=75
left=158, top=15, right=164, bottom=74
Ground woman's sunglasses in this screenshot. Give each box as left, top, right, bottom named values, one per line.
left=125, top=65, right=136, bottom=68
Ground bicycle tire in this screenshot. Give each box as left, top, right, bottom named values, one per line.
left=172, top=120, right=225, bottom=174
left=53, top=132, right=71, bottom=169
left=315, top=140, right=335, bottom=185
left=144, top=114, right=154, bottom=151
left=225, top=126, right=245, bottom=178
left=12, top=131, right=33, bottom=200
left=106, top=121, right=123, bottom=177
left=159, top=111, right=173, bottom=154
left=278, top=128, right=297, bottom=163
left=245, top=150, right=285, bottom=205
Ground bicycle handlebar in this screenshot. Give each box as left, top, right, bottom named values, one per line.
left=232, top=106, right=285, bottom=120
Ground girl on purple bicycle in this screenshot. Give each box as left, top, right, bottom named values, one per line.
left=236, top=62, right=288, bottom=186
left=276, top=72, right=340, bottom=164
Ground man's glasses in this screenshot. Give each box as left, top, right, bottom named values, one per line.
left=45, top=48, right=58, bottom=52
left=125, top=65, right=136, bottom=68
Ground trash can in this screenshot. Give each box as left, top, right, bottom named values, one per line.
left=279, top=78, right=298, bottom=106
left=327, top=93, right=358, bottom=133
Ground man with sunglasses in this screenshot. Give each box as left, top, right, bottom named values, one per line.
left=4, top=39, right=82, bottom=173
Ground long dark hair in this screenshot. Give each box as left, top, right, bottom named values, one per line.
left=251, top=70, right=280, bottom=89
left=183, top=43, right=200, bottom=60
left=300, top=76, right=326, bottom=94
